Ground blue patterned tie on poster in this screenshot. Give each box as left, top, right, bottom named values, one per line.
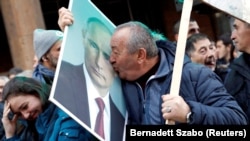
left=49, top=0, right=127, bottom=141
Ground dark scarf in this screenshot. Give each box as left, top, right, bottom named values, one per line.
left=32, top=64, right=55, bottom=85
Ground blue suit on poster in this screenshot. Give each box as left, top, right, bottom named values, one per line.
left=54, top=60, right=125, bottom=141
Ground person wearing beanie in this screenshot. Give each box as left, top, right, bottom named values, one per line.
left=32, top=28, right=63, bottom=85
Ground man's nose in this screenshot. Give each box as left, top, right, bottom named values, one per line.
left=231, top=30, right=236, bottom=40
left=109, top=55, right=115, bottom=64
left=208, top=49, right=216, bottom=57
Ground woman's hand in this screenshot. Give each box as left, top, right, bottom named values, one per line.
left=1, top=101, right=18, bottom=138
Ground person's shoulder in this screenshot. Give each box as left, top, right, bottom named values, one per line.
left=56, top=107, right=70, bottom=117
left=55, top=108, right=83, bottom=127
left=156, top=40, right=176, bottom=51
left=184, top=62, right=217, bottom=78
left=48, top=105, right=71, bottom=121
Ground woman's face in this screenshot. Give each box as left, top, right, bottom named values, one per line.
left=8, top=94, right=42, bottom=120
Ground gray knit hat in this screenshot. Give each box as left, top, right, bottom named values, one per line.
left=33, top=29, right=63, bottom=61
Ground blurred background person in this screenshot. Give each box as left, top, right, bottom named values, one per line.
left=173, top=18, right=200, bottom=43
left=8, top=67, right=23, bottom=79
left=214, top=32, right=238, bottom=81
left=32, top=29, right=63, bottom=85
left=0, top=75, right=9, bottom=141
left=16, top=70, right=33, bottom=78
left=0, top=76, right=9, bottom=102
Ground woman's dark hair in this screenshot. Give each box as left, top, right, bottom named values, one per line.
left=2, top=76, right=51, bottom=107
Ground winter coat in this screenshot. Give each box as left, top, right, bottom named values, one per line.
left=122, top=40, right=248, bottom=125
left=224, top=53, right=250, bottom=124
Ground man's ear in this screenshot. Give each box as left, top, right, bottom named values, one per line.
left=137, top=48, right=146, bottom=64
left=42, top=56, right=48, bottom=61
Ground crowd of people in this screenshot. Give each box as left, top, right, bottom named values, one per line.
left=0, top=5, right=249, bottom=141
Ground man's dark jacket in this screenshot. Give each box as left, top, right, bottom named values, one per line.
left=122, top=40, right=248, bottom=125
left=224, top=53, right=250, bottom=124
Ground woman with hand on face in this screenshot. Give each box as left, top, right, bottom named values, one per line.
left=1, top=76, right=97, bottom=141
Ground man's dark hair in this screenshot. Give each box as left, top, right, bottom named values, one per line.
left=173, top=18, right=197, bottom=34
left=185, top=33, right=209, bottom=57
left=217, top=32, right=236, bottom=62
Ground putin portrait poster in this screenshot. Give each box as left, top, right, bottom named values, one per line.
left=49, top=0, right=127, bottom=141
